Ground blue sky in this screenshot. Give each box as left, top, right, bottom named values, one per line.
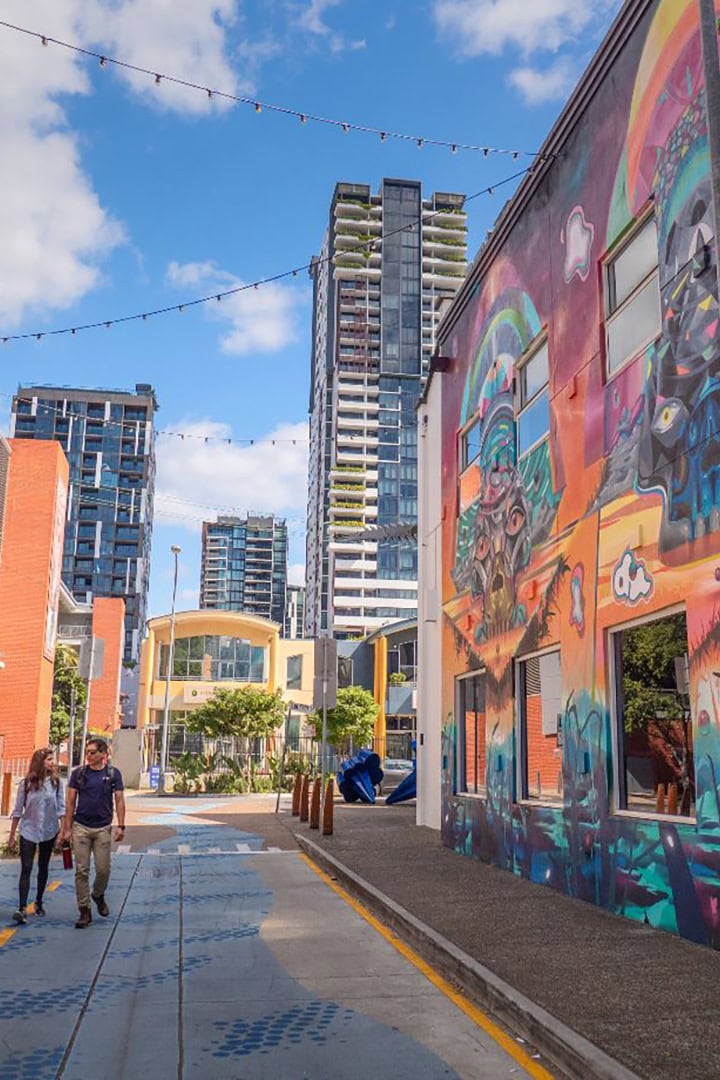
left=0, top=0, right=621, bottom=618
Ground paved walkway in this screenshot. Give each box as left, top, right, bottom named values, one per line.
left=296, top=800, right=720, bottom=1080
left=0, top=793, right=547, bottom=1079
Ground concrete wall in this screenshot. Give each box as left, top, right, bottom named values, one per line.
left=417, top=378, right=443, bottom=830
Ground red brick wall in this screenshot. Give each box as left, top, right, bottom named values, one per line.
left=464, top=708, right=487, bottom=791
left=0, top=441, right=69, bottom=762
left=526, top=694, right=562, bottom=799
left=89, top=597, right=125, bottom=736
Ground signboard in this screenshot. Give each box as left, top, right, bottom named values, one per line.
left=312, top=636, right=338, bottom=710
left=149, top=765, right=160, bottom=790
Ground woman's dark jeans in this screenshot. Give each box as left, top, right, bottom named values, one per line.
left=18, top=835, right=57, bottom=909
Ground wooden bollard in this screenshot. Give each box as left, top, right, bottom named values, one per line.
left=656, top=784, right=666, bottom=814
left=291, top=774, right=302, bottom=816
left=309, top=777, right=321, bottom=829
left=322, top=778, right=334, bottom=836
left=667, top=783, right=678, bottom=816
left=299, top=775, right=310, bottom=822
left=0, top=773, right=11, bottom=817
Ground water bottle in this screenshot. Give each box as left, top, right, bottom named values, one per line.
left=62, top=842, right=73, bottom=870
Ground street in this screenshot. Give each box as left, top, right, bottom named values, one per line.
left=0, top=795, right=548, bottom=1079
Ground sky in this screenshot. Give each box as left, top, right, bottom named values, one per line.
left=0, top=0, right=622, bottom=619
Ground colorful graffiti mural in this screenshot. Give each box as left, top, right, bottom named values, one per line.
left=439, top=0, right=720, bottom=948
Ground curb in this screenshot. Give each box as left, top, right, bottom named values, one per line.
left=297, top=834, right=639, bottom=1080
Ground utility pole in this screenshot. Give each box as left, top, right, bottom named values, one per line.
left=158, top=544, right=181, bottom=795
left=79, top=634, right=96, bottom=763
left=68, top=686, right=77, bottom=772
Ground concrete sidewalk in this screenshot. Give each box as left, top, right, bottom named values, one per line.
left=294, top=801, right=720, bottom=1080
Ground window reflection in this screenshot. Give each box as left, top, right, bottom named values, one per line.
left=614, top=611, right=694, bottom=817
left=158, top=635, right=267, bottom=683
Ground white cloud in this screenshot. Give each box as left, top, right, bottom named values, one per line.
left=433, top=0, right=620, bottom=105
left=288, top=563, right=306, bottom=586
left=166, top=260, right=308, bottom=355
left=508, top=59, right=576, bottom=104
left=0, top=0, right=244, bottom=328
left=432, top=0, right=616, bottom=57
left=155, top=418, right=309, bottom=532
left=77, top=0, right=246, bottom=112
left=298, top=0, right=365, bottom=53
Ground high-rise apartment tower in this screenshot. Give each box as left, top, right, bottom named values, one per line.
left=11, top=383, right=156, bottom=663
left=306, top=179, right=467, bottom=638
left=200, top=514, right=288, bottom=625
left=284, top=584, right=306, bottom=640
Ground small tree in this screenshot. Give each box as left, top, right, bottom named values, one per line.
left=312, top=685, right=379, bottom=749
left=185, top=686, right=286, bottom=740
left=50, top=644, right=87, bottom=754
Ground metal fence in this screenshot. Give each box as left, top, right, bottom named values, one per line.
left=0, top=757, right=30, bottom=781
left=140, top=726, right=415, bottom=788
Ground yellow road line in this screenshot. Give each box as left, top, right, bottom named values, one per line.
left=300, top=853, right=554, bottom=1080
left=0, top=880, right=63, bottom=948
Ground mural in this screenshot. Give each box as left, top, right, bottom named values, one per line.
left=439, top=0, right=720, bottom=948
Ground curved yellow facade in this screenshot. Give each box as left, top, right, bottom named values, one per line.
left=137, top=609, right=314, bottom=729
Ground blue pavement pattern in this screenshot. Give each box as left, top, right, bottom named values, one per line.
left=0, top=808, right=533, bottom=1079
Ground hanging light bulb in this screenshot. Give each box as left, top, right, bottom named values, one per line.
left=155, top=73, right=161, bottom=85
left=99, top=56, right=107, bottom=68
left=254, top=102, right=262, bottom=113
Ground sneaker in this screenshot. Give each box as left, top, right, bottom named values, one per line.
left=34, top=902, right=45, bottom=917
left=92, top=894, right=109, bottom=917
left=12, top=908, right=26, bottom=925
left=75, top=906, right=92, bottom=929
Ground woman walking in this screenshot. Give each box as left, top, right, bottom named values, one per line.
left=8, top=748, right=65, bottom=924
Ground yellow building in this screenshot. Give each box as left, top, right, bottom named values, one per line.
left=138, top=610, right=315, bottom=743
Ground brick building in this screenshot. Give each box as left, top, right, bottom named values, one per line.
left=0, top=440, right=125, bottom=765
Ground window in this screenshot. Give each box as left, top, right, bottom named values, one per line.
left=158, top=635, right=267, bottom=683
left=518, top=650, right=563, bottom=803
left=286, top=654, right=303, bottom=691
left=337, top=656, right=353, bottom=688
left=516, top=339, right=550, bottom=458
left=457, top=672, right=487, bottom=795
left=612, top=609, right=694, bottom=818
left=460, top=419, right=480, bottom=471
left=605, top=215, right=661, bottom=375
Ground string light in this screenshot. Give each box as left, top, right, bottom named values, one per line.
left=0, top=19, right=550, bottom=161
left=0, top=167, right=533, bottom=343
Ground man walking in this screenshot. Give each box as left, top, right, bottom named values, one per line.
left=60, top=738, right=126, bottom=929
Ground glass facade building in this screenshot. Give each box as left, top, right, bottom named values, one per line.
left=10, top=383, right=157, bottom=662
left=200, top=514, right=288, bottom=626
left=306, top=179, right=467, bottom=638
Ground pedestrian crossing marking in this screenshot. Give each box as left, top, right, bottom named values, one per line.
left=117, top=844, right=132, bottom=853
left=177, top=844, right=190, bottom=854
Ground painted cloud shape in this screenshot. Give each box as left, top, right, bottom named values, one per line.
left=562, top=205, right=594, bottom=283
left=569, top=563, right=585, bottom=634
left=612, top=550, right=654, bottom=605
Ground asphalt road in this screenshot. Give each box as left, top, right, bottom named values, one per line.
left=0, top=794, right=546, bottom=1079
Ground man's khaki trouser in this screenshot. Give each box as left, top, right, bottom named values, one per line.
left=71, top=823, right=112, bottom=909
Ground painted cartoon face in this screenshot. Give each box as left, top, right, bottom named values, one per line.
left=469, top=461, right=531, bottom=637
left=637, top=171, right=720, bottom=549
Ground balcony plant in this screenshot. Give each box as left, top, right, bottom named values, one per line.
left=388, top=672, right=408, bottom=686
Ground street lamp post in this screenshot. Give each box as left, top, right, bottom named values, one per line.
left=158, top=544, right=181, bottom=795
